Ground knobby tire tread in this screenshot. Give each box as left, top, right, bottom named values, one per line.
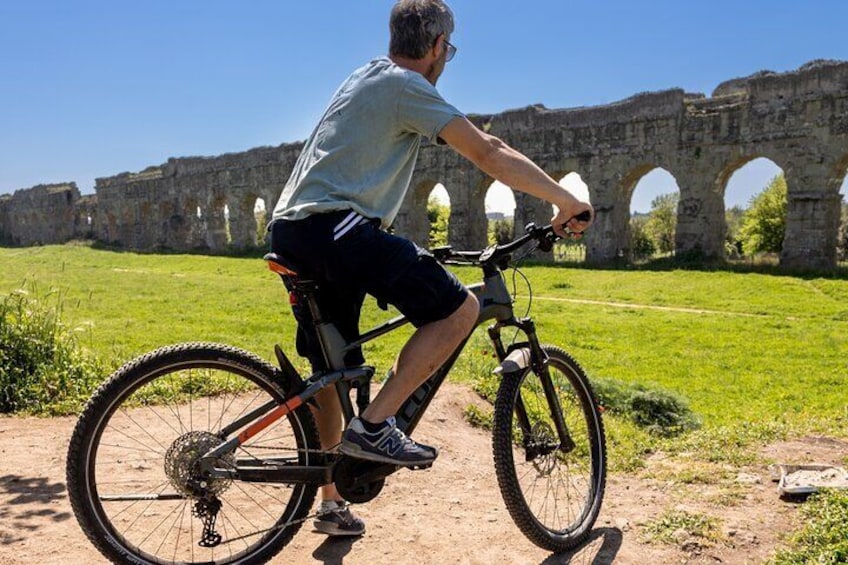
left=66, top=342, right=320, bottom=565
left=492, top=345, right=607, bottom=553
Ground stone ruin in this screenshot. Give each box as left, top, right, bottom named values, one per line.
left=1, top=59, right=847, bottom=269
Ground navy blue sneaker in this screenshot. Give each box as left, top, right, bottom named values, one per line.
left=313, top=501, right=365, bottom=537
left=340, top=416, right=438, bottom=467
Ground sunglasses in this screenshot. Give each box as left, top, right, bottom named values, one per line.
left=444, top=39, right=457, bottom=62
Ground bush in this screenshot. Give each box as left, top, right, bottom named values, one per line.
left=0, top=287, right=102, bottom=415
left=591, top=377, right=700, bottom=437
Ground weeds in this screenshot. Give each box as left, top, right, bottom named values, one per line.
left=642, top=509, right=722, bottom=546
left=769, top=490, right=848, bottom=563
left=0, top=285, right=102, bottom=414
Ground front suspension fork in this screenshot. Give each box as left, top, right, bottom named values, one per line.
left=490, top=320, right=576, bottom=455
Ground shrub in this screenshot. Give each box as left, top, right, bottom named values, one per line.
left=591, top=377, right=700, bottom=437
left=0, top=287, right=102, bottom=415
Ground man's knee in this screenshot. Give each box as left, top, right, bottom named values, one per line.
left=449, top=292, right=479, bottom=333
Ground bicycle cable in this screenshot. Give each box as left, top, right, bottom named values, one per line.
left=506, top=241, right=538, bottom=348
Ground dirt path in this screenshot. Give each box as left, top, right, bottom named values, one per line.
left=0, top=383, right=844, bottom=564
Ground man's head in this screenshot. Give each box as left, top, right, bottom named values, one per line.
left=389, top=0, right=455, bottom=84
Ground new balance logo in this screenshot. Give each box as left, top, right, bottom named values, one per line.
left=377, top=434, right=405, bottom=456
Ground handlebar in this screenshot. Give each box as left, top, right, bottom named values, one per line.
left=432, top=210, right=591, bottom=271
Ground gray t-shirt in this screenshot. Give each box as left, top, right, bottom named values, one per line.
left=272, top=57, right=464, bottom=229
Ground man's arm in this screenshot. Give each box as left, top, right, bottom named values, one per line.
left=439, top=116, right=593, bottom=236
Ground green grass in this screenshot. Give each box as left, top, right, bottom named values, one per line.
left=1, top=242, right=846, bottom=439
left=769, top=490, right=848, bottom=563
left=3, top=242, right=847, bottom=555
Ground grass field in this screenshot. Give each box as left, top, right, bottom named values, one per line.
left=2, top=242, right=846, bottom=446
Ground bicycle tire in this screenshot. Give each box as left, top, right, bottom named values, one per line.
left=492, top=345, right=606, bottom=552
left=66, top=342, right=320, bottom=564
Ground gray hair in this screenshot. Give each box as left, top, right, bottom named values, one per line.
left=389, top=0, right=455, bottom=60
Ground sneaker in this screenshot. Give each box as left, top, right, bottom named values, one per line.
left=313, top=501, right=365, bottom=537
left=340, top=416, right=438, bottom=467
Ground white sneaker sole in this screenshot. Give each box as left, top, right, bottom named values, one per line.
left=339, top=441, right=437, bottom=468
left=313, top=520, right=365, bottom=537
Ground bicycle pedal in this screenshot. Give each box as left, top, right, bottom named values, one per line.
left=408, top=462, right=434, bottom=471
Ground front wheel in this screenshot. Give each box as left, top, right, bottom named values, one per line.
left=66, top=342, right=320, bottom=564
left=492, top=345, right=606, bottom=552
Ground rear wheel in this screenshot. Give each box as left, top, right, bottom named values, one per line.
left=493, top=345, right=606, bottom=552
left=66, top=342, right=320, bottom=564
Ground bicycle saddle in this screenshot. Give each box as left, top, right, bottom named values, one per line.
left=264, top=252, right=299, bottom=277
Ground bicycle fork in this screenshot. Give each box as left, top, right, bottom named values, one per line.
left=491, top=320, right=576, bottom=458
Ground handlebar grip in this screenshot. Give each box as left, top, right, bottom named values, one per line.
left=573, top=210, right=592, bottom=223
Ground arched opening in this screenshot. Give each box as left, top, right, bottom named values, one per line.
left=223, top=204, right=233, bottom=245
left=485, top=181, right=516, bottom=245
left=556, top=173, right=591, bottom=262
left=628, top=167, right=680, bottom=261
left=428, top=183, right=450, bottom=249
left=254, top=197, right=267, bottom=246
left=720, top=157, right=785, bottom=263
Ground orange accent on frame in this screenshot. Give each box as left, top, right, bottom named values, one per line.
left=267, top=261, right=298, bottom=277
left=237, top=396, right=304, bottom=444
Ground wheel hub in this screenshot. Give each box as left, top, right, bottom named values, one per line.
left=164, top=431, right=234, bottom=497
left=526, top=422, right=558, bottom=475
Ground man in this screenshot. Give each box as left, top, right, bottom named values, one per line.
left=269, top=0, right=593, bottom=537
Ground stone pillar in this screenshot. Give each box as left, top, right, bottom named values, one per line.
left=205, top=199, right=229, bottom=251
left=447, top=177, right=488, bottom=251
left=675, top=170, right=726, bottom=259
left=781, top=163, right=840, bottom=269
left=580, top=173, right=623, bottom=263
left=228, top=196, right=258, bottom=249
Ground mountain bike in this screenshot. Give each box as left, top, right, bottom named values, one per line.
left=66, top=220, right=607, bottom=564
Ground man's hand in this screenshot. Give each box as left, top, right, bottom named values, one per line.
left=552, top=201, right=593, bottom=239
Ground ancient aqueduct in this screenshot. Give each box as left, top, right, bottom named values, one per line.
left=1, top=60, right=846, bottom=269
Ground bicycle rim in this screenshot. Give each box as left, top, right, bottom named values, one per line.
left=493, top=345, right=606, bottom=552
left=68, top=343, right=318, bottom=564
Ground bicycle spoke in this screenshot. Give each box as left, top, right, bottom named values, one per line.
left=68, top=344, right=320, bottom=564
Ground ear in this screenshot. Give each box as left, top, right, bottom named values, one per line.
left=432, top=34, right=446, bottom=58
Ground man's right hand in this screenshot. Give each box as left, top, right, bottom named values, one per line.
left=552, top=200, right=593, bottom=239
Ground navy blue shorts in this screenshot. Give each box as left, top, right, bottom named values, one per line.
left=270, top=211, right=468, bottom=370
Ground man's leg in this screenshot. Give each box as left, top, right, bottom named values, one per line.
left=310, top=387, right=366, bottom=536
left=362, top=292, right=479, bottom=423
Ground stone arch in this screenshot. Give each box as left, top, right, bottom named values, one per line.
left=625, top=166, right=682, bottom=259
left=552, top=172, right=592, bottom=262
left=225, top=193, right=264, bottom=249
left=717, top=156, right=786, bottom=261
left=427, top=183, right=451, bottom=249
left=484, top=181, right=516, bottom=244
left=620, top=164, right=682, bottom=260
left=254, top=197, right=268, bottom=246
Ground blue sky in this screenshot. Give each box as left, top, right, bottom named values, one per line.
left=1, top=0, right=846, bottom=213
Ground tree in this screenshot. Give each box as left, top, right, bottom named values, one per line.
left=630, top=216, right=656, bottom=259
left=427, top=197, right=449, bottom=248
left=737, top=174, right=787, bottom=255
left=644, top=193, right=678, bottom=255
left=488, top=218, right=513, bottom=245
left=724, top=205, right=746, bottom=257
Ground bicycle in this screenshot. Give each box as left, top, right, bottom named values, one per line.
left=66, top=219, right=607, bottom=564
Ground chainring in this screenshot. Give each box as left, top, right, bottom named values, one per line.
left=333, top=455, right=388, bottom=504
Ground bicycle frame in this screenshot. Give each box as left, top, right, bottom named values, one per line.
left=201, top=261, right=563, bottom=483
